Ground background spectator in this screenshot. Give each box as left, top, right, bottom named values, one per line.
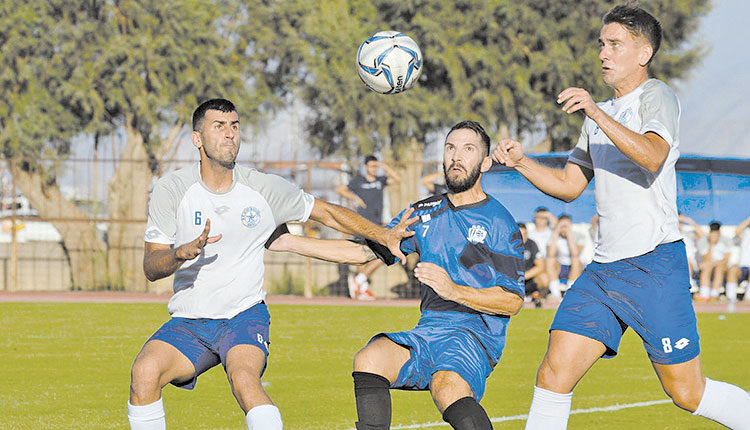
left=726, top=215, right=750, bottom=304
left=696, top=221, right=731, bottom=301
left=519, top=222, right=547, bottom=307
left=335, top=155, right=401, bottom=299
left=546, top=214, right=584, bottom=299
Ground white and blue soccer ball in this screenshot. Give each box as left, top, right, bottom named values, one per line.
left=356, top=31, right=422, bottom=94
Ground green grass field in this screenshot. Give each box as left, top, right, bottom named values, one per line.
left=0, top=302, right=747, bottom=429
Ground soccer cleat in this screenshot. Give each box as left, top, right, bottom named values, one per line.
left=357, top=287, right=376, bottom=301
left=347, top=274, right=358, bottom=299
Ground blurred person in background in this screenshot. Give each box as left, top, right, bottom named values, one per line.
left=679, top=213, right=705, bottom=289
left=528, top=207, right=557, bottom=262
left=493, top=4, right=750, bottom=428
left=519, top=222, right=546, bottom=307
left=545, top=214, right=584, bottom=299
left=420, top=170, right=448, bottom=196
left=726, top=215, right=750, bottom=304
left=336, top=155, right=401, bottom=300
left=696, top=221, right=731, bottom=301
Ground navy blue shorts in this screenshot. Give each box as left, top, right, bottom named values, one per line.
left=551, top=241, right=700, bottom=365
left=740, top=267, right=749, bottom=283
left=377, top=310, right=509, bottom=401
left=558, top=264, right=571, bottom=284
left=148, top=302, right=271, bottom=389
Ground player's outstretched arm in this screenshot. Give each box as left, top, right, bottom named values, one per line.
left=309, top=199, right=416, bottom=263
left=268, top=232, right=377, bottom=264
left=492, top=138, right=592, bottom=203
left=143, top=219, right=222, bottom=282
left=414, top=262, right=523, bottom=316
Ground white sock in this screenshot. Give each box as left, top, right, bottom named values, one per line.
left=355, top=273, right=368, bottom=285
left=127, top=398, right=166, bottom=430
left=246, top=404, right=283, bottom=430
left=525, top=386, right=572, bottom=430
left=693, top=377, right=750, bottom=429
left=699, top=285, right=710, bottom=299
left=549, top=280, right=561, bottom=298
left=725, top=282, right=738, bottom=302
left=710, top=288, right=720, bottom=298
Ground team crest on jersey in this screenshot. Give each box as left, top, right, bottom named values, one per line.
left=467, top=224, right=488, bottom=244
left=618, top=107, right=633, bottom=125
left=241, top=206, right=261, bottom=228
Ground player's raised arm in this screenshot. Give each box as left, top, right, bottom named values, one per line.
left=492, top=138, right=593, bottom=203
left=143, top=219, right=222, bottom=282
left=557, top=87, right=669, bottom=173
left=413, top=262, right=523, bottom=316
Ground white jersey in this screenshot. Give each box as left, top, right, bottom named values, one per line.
left=569, top=79, right=682, bottom=263
left=144, top=163, right=315, bottom=319
left=736, top=229, right=750, bottom=267
left=528, top=228, right=552, bottom=259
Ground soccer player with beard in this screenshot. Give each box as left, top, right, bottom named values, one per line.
left=128, top=98, right=412, bottom=430
left=349, top=120, right=525, bottom=430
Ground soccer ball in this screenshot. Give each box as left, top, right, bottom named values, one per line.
left=356, top=31, right=422, bottom=94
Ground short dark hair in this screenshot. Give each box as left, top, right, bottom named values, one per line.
left=559, top=213, right=571, bottom=221
left=709, top=221, right=721, bottom=231
left=603, top=3, right=662, bottom=65
left=364, top=155, right=378, bottom=164
left=192, top=98, right=237, bottom=131
left=535, top=206, right=549, bottom=214
left=517, top=222, right=527, bottom=230
left=447, top=120, right=490, bottom=156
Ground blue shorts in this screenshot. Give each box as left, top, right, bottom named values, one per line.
left=558, top=264, right=571, bottom=284
left=148, top=302, right=271, bottom=389
left=740, top=267, right=750, bottom=283
left=551, top=241, right=700, bottom=365
left=377, top=310, right=509, bottom=401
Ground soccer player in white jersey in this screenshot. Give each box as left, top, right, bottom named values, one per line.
left=493, top=4, right=750, bottom=429
left=127, top=98, right=413, bottom=430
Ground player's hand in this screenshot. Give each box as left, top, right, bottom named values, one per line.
left=492, top=138, right=525, bottom=168
left=557, top=87, right=601, bottom=119
left=355, top=197, right=367, bottom=209
left=382, top=207, right=417, bottom=264
left=414, top=262, right=456, bottom=300
left=175, top=219, right=222, bottom=260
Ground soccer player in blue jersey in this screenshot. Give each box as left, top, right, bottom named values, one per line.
left=341, top=120, right=526, bottom=430
left=493, top=4, right=750, bottom=429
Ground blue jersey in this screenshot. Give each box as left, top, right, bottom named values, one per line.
left=385, top=194, right=525, bottom=315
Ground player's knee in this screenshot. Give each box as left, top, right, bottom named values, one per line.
left=353, top=345, right=378, bottom=373
left=663, top=381, right=703, bottom=412
left=227, top=366, right=261, bottom=392
left=130, top=358, right=161, bottom=400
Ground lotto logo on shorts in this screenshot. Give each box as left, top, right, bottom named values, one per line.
left=661, top=337, right=690, bottom=353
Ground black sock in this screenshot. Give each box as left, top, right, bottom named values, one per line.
left=352, top=371, right=391, bottom=430
left=442, top=396, right=493, bottom=430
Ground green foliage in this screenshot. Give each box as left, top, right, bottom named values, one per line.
left=0, top=0, right=270, bottom=163
left=0, top=302, right=745, bottom=429
left=261, top=0, right=710, bottom=153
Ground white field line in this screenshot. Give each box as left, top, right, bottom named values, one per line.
left=348, top=398, right=673, bottom=430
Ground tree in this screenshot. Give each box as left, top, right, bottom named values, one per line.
left=258, top=0, right=711, bottom=157
left=0, top=0, right=271, bottom=290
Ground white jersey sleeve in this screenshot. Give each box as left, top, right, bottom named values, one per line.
left=569, top=122, right=593, bottom=170
left=144, top=168, right=196, bottom=245
left=639, top=80, right=680, bottom=147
